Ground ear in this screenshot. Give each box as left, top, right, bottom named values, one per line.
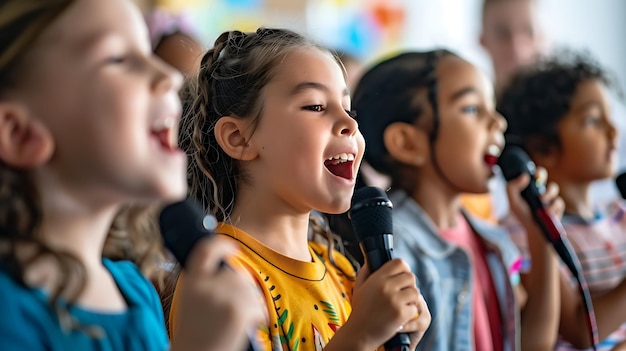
left=383, top=122, right=428, bottom=167
left=213, top=116, right=257, bottom=161
left=0, top=102, right=54, bottom=168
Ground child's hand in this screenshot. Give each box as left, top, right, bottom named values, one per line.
left=170, top=238, right=265, bottom=351
left=343, top=259, right=431, bottom=350
left=506, top=168, right=564, bottom=228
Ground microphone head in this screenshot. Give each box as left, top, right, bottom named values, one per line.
left=497, top=144, right=537, bottom=181
left=349, top=186, right=393, bottom=241
left=159, top=199, right=216, bottom=267
left=616, top=172, right=626, bottom=199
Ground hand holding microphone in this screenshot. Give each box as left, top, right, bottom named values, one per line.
left=500, top=151, right=564, bottom=232
left=348, top=187, right=430, bottom=351
left=498, top=145, right=599, bottom=348
left=160, top=200, right=264, bottom=351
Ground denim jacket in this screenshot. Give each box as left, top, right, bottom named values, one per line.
left=389, top=190, right=521, bottom=351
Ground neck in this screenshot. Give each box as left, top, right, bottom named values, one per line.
left=551, top=175, right=593, bottom=219
left=32, top=170, right=120, bottom=269
left=229, top=185, right=312, bottom=261
left=410, top=176, right=462, bottom=229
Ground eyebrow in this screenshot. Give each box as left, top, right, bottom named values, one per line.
left=290, top=82, right=350, bottom=97
left=73, top=31, right=109, bottom=54
left=574, top=101, right=604, bottom=112
left=449, top=86, right=480, bottom=102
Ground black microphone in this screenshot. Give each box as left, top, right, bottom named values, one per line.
left=615, top=172, right=626, bottom=199
left=159, top=199, right=218, bottom=268
left=159, top=199, right=257, bottom=351
left=349, top=186, right=411, bottom=351
left=497, top=145, right=599, bottom=348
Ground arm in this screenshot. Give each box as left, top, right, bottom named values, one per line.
left=517, top=222, right=560, bottom=351
left=505, top=174, right=561, bottom=351
left=559, top=273, right=626, bottom=348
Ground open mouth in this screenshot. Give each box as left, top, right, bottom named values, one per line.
left=324, top=153, right=355, bottom=180
left=484, top=144, right=501, bottom=168
left=151, top=117, right=178, bottom=152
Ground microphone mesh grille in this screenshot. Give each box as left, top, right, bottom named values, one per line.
left=349, top=187, right=393, bottom=241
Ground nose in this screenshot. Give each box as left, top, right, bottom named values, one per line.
left=335, top=109, right=359, bottom=137
left=606, top=118, right=618, bottom=143
left=491, top=110, right=508, bottom=133
left=151, top=57, right=184, bottom=93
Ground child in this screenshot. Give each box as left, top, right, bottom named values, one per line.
left=498, top=51, right=626, bottom=351
left=0, top=0, right=263, bottom=350
left=354, top=50, right=562, bottom=351
left=170, top=28, right=431, bottom=350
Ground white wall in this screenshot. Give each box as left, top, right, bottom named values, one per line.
left=388, top=0, right=626, bottom=96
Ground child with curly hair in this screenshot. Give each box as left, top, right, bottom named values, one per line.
left=499, top=51, right=626, bottom=351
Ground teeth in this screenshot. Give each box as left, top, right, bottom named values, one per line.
left=327, top=153, right=355, bottom=162
left=152, top=117, right=178, bottom=149
left=153, top=117, right=175, bottom=132
left=487, top=144, right=501, bottom=157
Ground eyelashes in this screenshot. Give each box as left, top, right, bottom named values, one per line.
left=302, top=105, right=357, bottom=119
left=303, top=105, right=324, bottom=112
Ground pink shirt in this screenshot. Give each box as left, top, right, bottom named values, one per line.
left=440, top=215, right=503, bottom=351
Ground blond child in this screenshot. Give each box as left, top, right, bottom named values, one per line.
left=0, top=1, right=263, bottom=350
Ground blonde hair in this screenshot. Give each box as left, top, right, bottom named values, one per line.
left=0, top=0, right=167, bottom=336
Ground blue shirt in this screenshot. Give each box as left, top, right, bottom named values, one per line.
left=389, top=190, right=521, bottom=351
left=0, top=259, right=169, bottom=351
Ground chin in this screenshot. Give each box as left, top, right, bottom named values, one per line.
left=465, top=180, right=491, bottom=195
left=145, top=178, right=188, bottom=204
left=319, top=199, right=352, bottom=215
left=162, top=184, right=189, bottom=202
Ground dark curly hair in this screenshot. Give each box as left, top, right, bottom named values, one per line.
left=498, top=50, right=620, bottom=155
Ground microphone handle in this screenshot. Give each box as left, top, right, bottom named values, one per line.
left=523, top=186, right=599, bottom=349
left=360, top=235, right=412, bottom=351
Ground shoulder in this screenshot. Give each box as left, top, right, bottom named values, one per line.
left=103, top=259, right=160, bottom=308
left=309, top=241, right=357, bottom=278
left=0, top=267, right=50, bottom=348
left=0, top=267, right=48, bottom=316
left=104, top=259, right=148, bottom=289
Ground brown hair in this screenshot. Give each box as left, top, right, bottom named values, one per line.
left=481, top=0, right=536, bottom=19
left=180, top=28, right=355, bottom=271
left=0, top=0, right=167, bottom=336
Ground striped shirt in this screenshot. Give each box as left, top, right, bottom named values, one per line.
left=504, top=200, right=626, bottom=350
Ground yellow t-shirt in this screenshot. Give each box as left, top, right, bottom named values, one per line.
left=460, top=193, right=496, bottom=223
left=169, top=223, right=357, bottom=351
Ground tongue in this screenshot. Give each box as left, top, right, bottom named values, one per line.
left=325, top=160, right=353, bottom=180
left=153, top=129, right=175, bottom=151
left=484, top=154, right=498, bottom=167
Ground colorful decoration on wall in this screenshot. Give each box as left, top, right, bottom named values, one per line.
left=152, top=0, right=408, bottom=63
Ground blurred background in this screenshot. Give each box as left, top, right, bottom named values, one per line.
left=143, top=0, right=626, bottom=206
left=146, top=0, right=625, bottom=93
